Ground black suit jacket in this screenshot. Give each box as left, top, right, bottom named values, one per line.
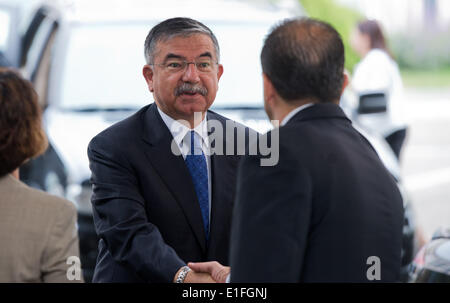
left=88, top=103, right=253, bottom=282
left=230, top=103, right=404, bottom=282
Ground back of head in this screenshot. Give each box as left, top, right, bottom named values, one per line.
left=261, top=18, right=345, bottom=103
left=0, top=68, right=48, bottom=177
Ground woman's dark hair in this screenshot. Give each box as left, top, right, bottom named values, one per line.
left=0, top=68, right=48, bottom=177
left=357, top=20, right=393, bottom=58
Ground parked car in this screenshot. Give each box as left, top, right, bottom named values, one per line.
left=1, top=0, right=415, bottom=282
left=1, top=0, right=66, bottom=196
left=409, top=227, right=450, bottom=282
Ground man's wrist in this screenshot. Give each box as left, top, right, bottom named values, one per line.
left=175, top=266, right=191, bottom=283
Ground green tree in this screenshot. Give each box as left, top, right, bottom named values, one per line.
left=299, top=0, right=363, bottom=72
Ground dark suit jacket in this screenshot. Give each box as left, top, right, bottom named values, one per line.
left=230, top=103, right=404, bottom=282
left=88, top=103, right=253, bottom=282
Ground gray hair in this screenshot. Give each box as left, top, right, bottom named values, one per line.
left=144, top=17, right=220, bottom=64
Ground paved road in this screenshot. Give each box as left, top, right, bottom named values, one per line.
left=402, top=88, right=450, bottom=240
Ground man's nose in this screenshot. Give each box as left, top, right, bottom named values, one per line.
left=182, top=63, right=200, bottom=83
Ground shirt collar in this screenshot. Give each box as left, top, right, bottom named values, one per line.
left=280, top=103, right=314, bottom=126
left=157, top=106, right=209, bottom=149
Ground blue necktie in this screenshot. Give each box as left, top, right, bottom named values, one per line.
left=185, top=130, right=209, bottom=241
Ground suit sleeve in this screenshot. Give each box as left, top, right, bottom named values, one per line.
left=230, top=141, right=312, bottom=282
left=88, top=135, right=185, bottom=282
left=41, top=200, right=83, bottom=283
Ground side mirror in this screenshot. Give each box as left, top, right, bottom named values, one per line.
left=358, top=92, right=387, bottom=114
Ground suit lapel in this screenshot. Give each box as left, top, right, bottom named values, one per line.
left=208, top=153, right=235, bottom=251
left=141, top=104, right=207, bottom=252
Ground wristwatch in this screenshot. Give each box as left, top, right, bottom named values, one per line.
left=176, top=266, right=191, bottom=283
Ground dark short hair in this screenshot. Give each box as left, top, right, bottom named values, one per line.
left=261, top=18, right=345, bottom=103
left=144, top=17, right=220, bottom=64
left=0, top=68, right=48, bottom=177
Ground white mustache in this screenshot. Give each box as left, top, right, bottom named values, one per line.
left=174, top=83, right=208, bottom=96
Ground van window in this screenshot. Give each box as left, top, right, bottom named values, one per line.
left=57, top=21, right=273, bottom=111
left=58, top=23, right=151, bottom=110
left=0, top=10, right=11, bottom=52
left=211, top=22, right=269, bottom=108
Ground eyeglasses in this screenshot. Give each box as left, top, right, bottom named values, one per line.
left=151, top=58, right=217, bottom=73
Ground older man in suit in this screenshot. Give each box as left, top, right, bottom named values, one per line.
left=88, top=17, right=255, bottom=283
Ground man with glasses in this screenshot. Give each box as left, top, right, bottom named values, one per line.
left=87, top=17, right=255, bottom=283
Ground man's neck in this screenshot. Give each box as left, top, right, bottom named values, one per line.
left=156, top=105, right=206, bottom=129
left=11, top=168, right=19, bottom=180
left=180, top=112, right=207, bottom=129
left=275, top=99, right=316, bottom=125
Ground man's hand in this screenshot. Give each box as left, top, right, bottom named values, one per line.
left=173, top=267, right=216, bottom=283
left=184, top=271, right=216, bottom=283
left=188, top=261, right=230, bottom=283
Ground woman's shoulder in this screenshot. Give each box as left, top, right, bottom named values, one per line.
left=365, top=49, right=395, bottom=65
left=1, top=175, right=76, bottom=216
left=354, top=49, right=398, bottom=76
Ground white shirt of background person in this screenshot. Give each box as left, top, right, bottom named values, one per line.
left=352, top=49, right=407, bottom=135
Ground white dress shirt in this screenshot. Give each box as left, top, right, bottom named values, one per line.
left=351, top=49, right=406, bottom=136
left=157, top=106, right=212, bottom=227
left=280, top=103, right=314, bottom=126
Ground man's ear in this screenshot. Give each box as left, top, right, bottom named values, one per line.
left=263, top=73, right=277, bottom=106
left=341, top=72, right=350, bottom=95
left=217, top=64, right=224, bottom=81
left=143, top=65, right=155, bottom=92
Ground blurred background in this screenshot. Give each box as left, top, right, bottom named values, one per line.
left=312, top=0, right=450, bottom=241
left=1, top=0, right=449, bottom=282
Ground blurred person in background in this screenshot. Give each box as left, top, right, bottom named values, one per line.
left=0, top=68, right=82, bottom=283
left=350, top=19, right=408, bottom=160
left=351, top=19, right=428, bottom=258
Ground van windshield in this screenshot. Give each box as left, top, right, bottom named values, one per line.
left=57, top=22, right=271, bottom=111
left=0, top=10, right=11, bottom=52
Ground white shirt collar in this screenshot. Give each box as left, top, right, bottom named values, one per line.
left=157, top=106, right=212, bottom=222
left=157, top=106, right=209, bottom=157
left=280, top=103, right=314, bottom=126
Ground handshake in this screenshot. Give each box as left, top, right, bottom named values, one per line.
left=173, top=261, right=231, bottom=283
